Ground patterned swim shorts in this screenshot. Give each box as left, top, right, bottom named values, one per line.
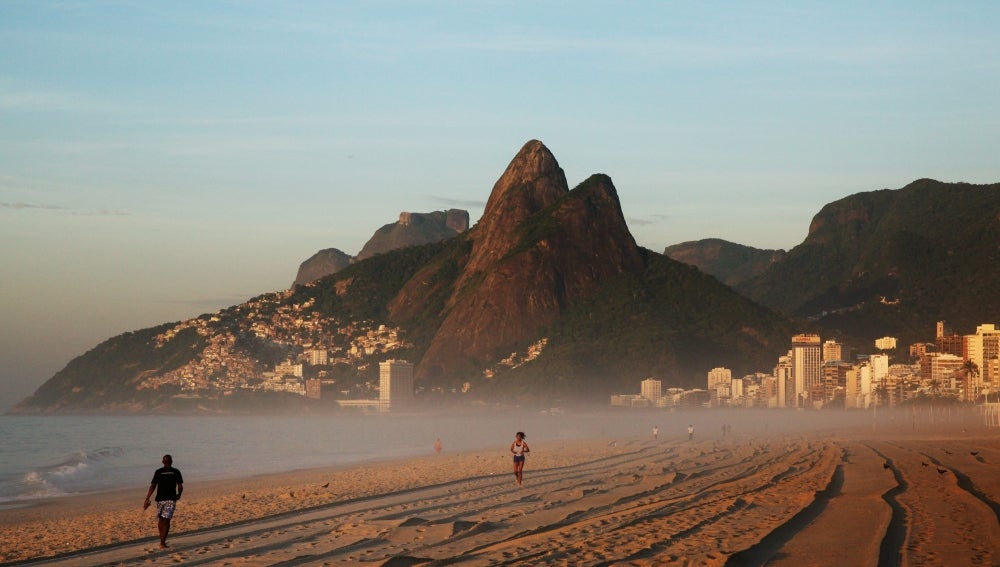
left=156, top=500, right=176, bottom=519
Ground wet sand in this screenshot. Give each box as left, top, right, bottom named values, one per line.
left=3, top=416, right=1000, bottom=566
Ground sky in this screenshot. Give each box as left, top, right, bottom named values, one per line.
left=2, top=1, right=999, bottom=411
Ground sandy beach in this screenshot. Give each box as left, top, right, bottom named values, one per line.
left=3, top=415, right=1000, bottom=566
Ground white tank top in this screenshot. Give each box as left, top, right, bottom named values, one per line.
left=513, top=441, right=525, bottom=456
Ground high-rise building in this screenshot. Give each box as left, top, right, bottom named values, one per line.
left=925, top=353, right=964, bottom=391
left=305, top=378, right=322, bottom=399
left=307, top=349, right=328, bottom=366
left=822, top=340, right=843, bottom=362
left=775, top=353, right=793, bottom=408
left=870, top=354, right=889, bottom=384
left=792, top=334, right=822, bottom=408
left=937, top=321, right=953, bottom=338
left=969, top=324, right=1000, bottom=394
left=640, top=378, right=662, bottom=403
left=936, top=320, right=963, bottom=357
left=822, top=361, right=852, bottom=404
left=379, top=359, right=414, bottom=412
left=707, top=367, right=732, bottom=390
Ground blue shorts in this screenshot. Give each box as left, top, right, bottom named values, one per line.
left=513, top=455, right=525, bottom=463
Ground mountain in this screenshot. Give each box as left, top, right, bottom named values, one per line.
left=391, top=141, right=647, bottom=384
left=293, top=248, right=352, bottom=287
left=293, top=210, right=470, bottom=286
left=663, top=239, right=785, bottom=287
left=357, top=210, right=469, bottom=261
left=13, top=140, right=796, bottom=412
left=735, top=178, right=1000, bottom=349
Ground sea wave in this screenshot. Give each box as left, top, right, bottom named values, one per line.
left=0, top=446, right=127, bottom=502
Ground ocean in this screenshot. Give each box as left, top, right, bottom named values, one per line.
left=0, top=410, right=655, bottom=504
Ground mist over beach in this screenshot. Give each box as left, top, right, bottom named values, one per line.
left=3, top=407, right=998, bottom=565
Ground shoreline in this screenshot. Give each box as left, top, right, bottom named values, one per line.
left=4, top=419, right=1000, bottom=565
left=0, top=437, right=616, bottom=563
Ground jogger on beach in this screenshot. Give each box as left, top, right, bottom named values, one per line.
left=511, top=432, right=530, bottom=486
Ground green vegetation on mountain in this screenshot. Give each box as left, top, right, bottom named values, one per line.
left=21, top=323, right=206, bottom=411
left=737, top=179, right=1000, bottom=349
left=481, top=249, right=796, bottom=403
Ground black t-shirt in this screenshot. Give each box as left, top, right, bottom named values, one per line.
left=151, top=466, right=184, bottom=501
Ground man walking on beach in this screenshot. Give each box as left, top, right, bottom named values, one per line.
left=143, top=454, right=183, bottom=548
left=688, top=424, right=694, bottom=441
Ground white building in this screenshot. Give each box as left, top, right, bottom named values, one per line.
left=792, top=334, right=822, bottom=407
left=379, top=359, right=414, bottom=412
left=640, top=378, right=662, bottom=403
left=707, top=367, right=732, bottom=390
left=275, top=361, right=303, bottom=378
left=306, top=348, right=329, bottom=366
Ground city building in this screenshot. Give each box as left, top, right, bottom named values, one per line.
left=640, top=378, right=662, bottom=404
left=775, top=353, right=793, bottom=408
left=822, top=340, right=843, bottom=362
left=306, top=348, right=329, bottom=366
left=875, top=336, right=897, bottom=350
left=792, top=334, right=822, bottom=408
left=275, top=361, right=303, bottom=378
left=305, top=378, right=322, bottom=399
left=379, top=359, right=414, bottom=412
left=707, top=367, right=732, bottom=390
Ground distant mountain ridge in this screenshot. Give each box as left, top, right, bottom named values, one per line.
left=734, top=179, right=1000, bottom=348
left=293, top=209, right=470, bottom=286
left=663, top=239, right=785, bottom=287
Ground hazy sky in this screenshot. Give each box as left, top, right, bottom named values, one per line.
left=2, top=2, right=998, bottom=411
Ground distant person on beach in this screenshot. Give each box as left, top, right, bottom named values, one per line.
left=652, top=425, right=659, bottom=440
left=143, top=454, right=183, bottom=549
left=434, top=438, right=443, bottom=454
left=688, top=424, right=694, bottom=441
left=511, top=431, right=530, bottom=486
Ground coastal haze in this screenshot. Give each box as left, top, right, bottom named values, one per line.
left=3, top=3, right=1000, bottom=410
left=3, top=5, right=1000, bottom=564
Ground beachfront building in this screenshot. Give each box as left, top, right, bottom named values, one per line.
left=304, top=378, right=322, bottom=399
left=792, top=334, right=822, bottom=408
left=822, top=340, right=843, bottom=363
left=707, top=367, right=732, bottom=390
left=275, top=360, right=304, bottom=378
left=775, top=353, right=793, bottom=408
left=641, top=378, right=662, bottom=404
left=379, top=359, right=414, bottom=412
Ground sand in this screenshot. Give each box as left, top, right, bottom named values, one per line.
left=3, top=417, right=1000, bottom=566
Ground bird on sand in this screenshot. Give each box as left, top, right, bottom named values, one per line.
left=322, top=482, right=330, bottom=488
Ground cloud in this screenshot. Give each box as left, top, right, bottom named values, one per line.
left=627, top=214, right=668, bottom=227
left=1, top=202, right=129, bottom=216
left=1, top=202, right=65, bottom=211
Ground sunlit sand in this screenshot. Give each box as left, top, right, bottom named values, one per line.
left=2, top=410, right=998, bottom=566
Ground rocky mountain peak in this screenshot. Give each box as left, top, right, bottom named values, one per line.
left=464, top=140, right=569, bottom=277
left=394, top=141, right=645, bottom=381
